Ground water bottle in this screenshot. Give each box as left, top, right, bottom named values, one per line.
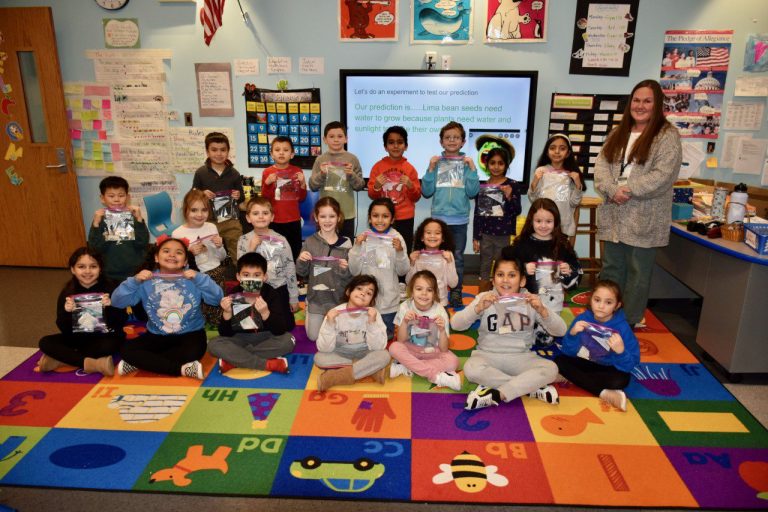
left=726, top=183, right=748, bottom=224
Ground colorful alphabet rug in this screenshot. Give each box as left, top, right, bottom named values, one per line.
left=1, top=289, right=767, bottom=508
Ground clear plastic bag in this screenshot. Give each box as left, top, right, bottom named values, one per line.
left=258, top=235, right=285, bottom=275
left=363, top=233, right=395, bottom=270
left=540, top=170, right=571, bottom=203
left=476, top=184, right=504, bottom=217
left=188, top=233, right=217, bottom=267
left=534, top=261, right=560, bottom=289
left=406, top=315, right=440, bottom=351
left=381, top=170, right=405, bottom=204
left=435, top=157, right=465, bottom=188
left=334, top=307, right=369, bottom=345
left=230, top=292, right=260, bottom=331
left=417, top=250, right=447, bottom=294
left=494, top=294, right=531, bottom=335
left=576, top=322, right=616, bottom=363
left=324, top=162, right=349, bottom=193
left=538, top=284, right=565, bottom=313
left=275, top=170, right=299, bottom=201
left=103, top=208, right=135, bottom=242
left=310, top=256, right=340, bottom=289
left=212, top=191, right=238, bottom=222
left=71, top=293, right=110, bottom=333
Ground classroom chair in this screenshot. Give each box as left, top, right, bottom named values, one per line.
left=143, top=191, right=181, bottom=238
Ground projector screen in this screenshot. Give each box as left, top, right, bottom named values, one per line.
left=340, top=70, right=537, bottom=184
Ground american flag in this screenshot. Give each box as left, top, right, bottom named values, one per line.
left=200, top=0, right=225, bottom=46
left=696, top=46, right=730, bottom=67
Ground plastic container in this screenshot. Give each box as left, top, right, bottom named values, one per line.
left=672, top=202, right=694, bottom=220
left=744, top=223, right=768, bottom=255
left=726, top=183, right=748, bottom=224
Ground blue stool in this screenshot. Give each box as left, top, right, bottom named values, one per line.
left=143, top=191, right=181, bottom=238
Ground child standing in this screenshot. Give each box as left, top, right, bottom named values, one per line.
left=209, top=253, right=295, bottom=374
left=421, top=121, right=480, bottom=308
left=367, top=126, right=421, bottom=253
left=88, top=176, right=149, bottom=282
left=473, top=147, right=523, bottom=291
left=555, top=280, right=639, bottom=411
left=406, top=217, right=458, bottom=307
left=38, top=247, right=127, bottom=376
left=309, top=121, right=365, bottom=240
left=315, top=275, right=390, bottom=391
left=348, top=198, right=410, bottom=339
left=260, top=136, right=307, bottom=261
left=528, top=134, right=584, bottom=238
left=237, top=197, right=299, bottom=312
left=296, top=197, right=353, bottom=341
left=452, top=254, right=566, bottom=410
left=191, top=131, right=245, bottom=261
left=111, top=236, right=224, bottom=379
left=389, top=270, right=461, bottom=390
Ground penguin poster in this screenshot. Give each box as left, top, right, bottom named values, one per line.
left=411, top=0, right=473, bottom=45
left=485, top=0, right=548, bottom=43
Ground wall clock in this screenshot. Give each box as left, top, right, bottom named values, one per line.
left=95, top=0, right=130, bottom=10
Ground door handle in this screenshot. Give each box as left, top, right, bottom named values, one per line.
left=46, top=148, right=68, bottom=173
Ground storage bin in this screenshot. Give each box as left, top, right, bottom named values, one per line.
left=743, top=223, right=768, bottom=255
left=672, top=202, right=694, bottom=221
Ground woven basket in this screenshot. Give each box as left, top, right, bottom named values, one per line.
left=721, top=223, right=744, bottom=242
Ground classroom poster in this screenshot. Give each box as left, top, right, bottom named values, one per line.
left=485, top=0, right=547, bottom=43
left=339, top=0, right=398, bottom=41
left=411, top=0, right=472, bottom=45
left=660, top=30, right=733, bottom=139
left=195, top=62, right=234, bottom=117
left=244, top=87, right=321, bottom=169
left=569, top=0, right=638, bottom=76
left=743, top=33, right=768, bottom=72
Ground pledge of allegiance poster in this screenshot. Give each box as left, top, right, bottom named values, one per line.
left=660, top=30, right=733, bottom=139
left=339, top=0, right=398, bottom=41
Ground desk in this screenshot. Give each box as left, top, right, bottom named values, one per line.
left=653, top=224, right=768, bottom=375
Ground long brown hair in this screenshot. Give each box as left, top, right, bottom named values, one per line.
left=513, top=198, right=568, bottom=260
left=601, top=80, right=671, bottom=165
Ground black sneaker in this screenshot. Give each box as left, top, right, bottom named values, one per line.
left=464, top=385, right=501, bottom=410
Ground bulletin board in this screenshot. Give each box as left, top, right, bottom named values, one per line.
left=244, top=87, right=321, bottom=169
left=548, top=92, right=628, bottom=178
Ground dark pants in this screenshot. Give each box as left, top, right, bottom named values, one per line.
left=447, top=223, right=468, bottom=293
left=270, top=219, right=303, bottom=261
left=555, top=354, right=631, bottom=396
left=341, top=218, right=357, bottom=241
left=121, top=329, right=207, bottom=376
left=394, top=217, right=415, bottom=255
left=39, top=333, right=123, bottom=367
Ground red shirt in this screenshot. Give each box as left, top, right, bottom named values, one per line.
left=261, top=165, right=307, bottom=223
left=367, top=156, right=421, bottom=220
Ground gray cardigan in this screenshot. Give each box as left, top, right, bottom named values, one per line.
left=594, top=125, right=682, bottom=248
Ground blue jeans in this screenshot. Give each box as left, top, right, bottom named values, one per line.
left=447, top=223, right=467, bottom=294
left=381, top=312, right=397, bottom=340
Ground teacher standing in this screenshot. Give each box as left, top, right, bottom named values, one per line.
left=594, top=79, right=682, bottom=328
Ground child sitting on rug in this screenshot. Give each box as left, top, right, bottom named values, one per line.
left=209, top=252, right=294, bottom=374
left=314, top=275, right=390, bottom=391
left=111, top=236, right=223, bottom=379
left=451, top=253, right=566, bottom=410
left=38, top=247, right=127, bottom=376
left=389, top=270, right=461, bottom=390
left=555, top=279, right=639, bottom=411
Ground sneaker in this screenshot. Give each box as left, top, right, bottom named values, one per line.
left=389, top=361, right=412, bottom=379
left=529, top=385, right=560, bottom=405
left=449, top=290, right=463, bottom=309
left=633, top=317, right=647, bottom=330
left=371, top=367, right=387, bottom=385
left=265, top=357, right=289, bottom=373
left=117, top=359, right=138, bottom=376
left=181, top=360, right=204, bottom=380
left=218, top=358, right=235, bottom=374
left=600, top=389, right=627, bottom=411
left=434, top=371, right=462, bottom=391
left=465, top=385, right=501, bottom=410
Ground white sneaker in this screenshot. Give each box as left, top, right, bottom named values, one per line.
left=433, top=371, right=462, bottom=391
left=181, top=360, right=204, bottom=380
left=529, top=385, right=560, bottom=405
left=600, top=389, right=627, bottom=411
left=117, top=359, right=138, bottom=376
left=464, top=385, right=501, bottom=410
left=389, top=360, right=412, bottom=379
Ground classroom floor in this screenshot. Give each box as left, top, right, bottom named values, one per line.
left=0, top=266, right=766, bottom=512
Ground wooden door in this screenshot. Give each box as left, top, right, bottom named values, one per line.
left=0, top=7, right=85, bottom=267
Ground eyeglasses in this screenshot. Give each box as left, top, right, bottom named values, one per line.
left=442, top=135, right=463, bottom=141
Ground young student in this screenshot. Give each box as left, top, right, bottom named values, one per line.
left=473, top=147, right=523, bottom=291
left=111, top=236, right=224, bottom=379
left=260, top=136, right=307, bottom=261
left=348, top=198, right=410, bottom=339
left=528, top=134, right=584, bottom=238
left=367, top=125, right=421, bottom=253
left=296, top=197, right=353, bottom=342
left=308, top=121, right=365, bottom=240
left=315, top=275, right=390, bottom=391
left=406, top=217, right=458, bottom=307
left=88, top=176, right=149, bottom=282
left=389, top=270, right=461, bottom=390
left=237, top=197, right=299, bottom=312
left=209, top=252, right=295, bottom=374
left=555, top=279, right=640, bottom=411
left=191, top=131, right=245, bottom=261
left=451, top=253, right=567, bottom=410
left=421, top=121, right=480, bottom=308
left=37, top=247, right=127, bottom=376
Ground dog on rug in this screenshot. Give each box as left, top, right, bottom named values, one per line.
left=149, top=444, right=232, bottom=487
